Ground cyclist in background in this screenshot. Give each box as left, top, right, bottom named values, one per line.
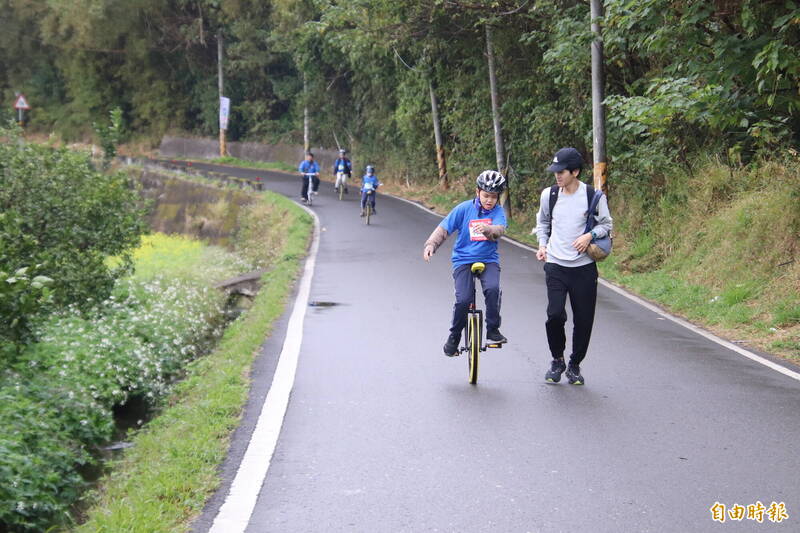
left=423, top=171, right=508, bottom=356
left=298, top=151, right=320, bottom=203
left=333, top=148, right=353, bottom=194
left=360, top=165, right=380, bottom=216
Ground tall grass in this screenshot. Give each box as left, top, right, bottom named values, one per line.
left=600, top=158, right=800, bottom=360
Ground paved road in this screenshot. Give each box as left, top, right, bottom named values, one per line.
left=185, top=162, right=800, bottom=532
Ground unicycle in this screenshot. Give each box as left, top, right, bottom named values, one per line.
left=304, top=173, right=315, bottom=206
left=461, top=262, right=503, bottom=384
left=363, top=188, right=374, bottom=225
left=337, top=172, right=347, bottom=201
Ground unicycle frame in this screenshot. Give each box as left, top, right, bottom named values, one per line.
left=363, top=189, right=374, bottom=225
left=460, top=262, right=502, bottom=385
left=304, top=173, right=315, bottom=205
left=336, top=172, right=347, bottom=200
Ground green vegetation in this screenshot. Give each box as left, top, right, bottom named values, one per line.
left=0, top=234, right=239, bottom=531
left=0, top=124, right=147, bottom=360
left=4, top=1, right=797, bottom=183
left=599, top=158, right=800, bottom=361
left=209, top=156, right=296, bottom=174
left=0, top=138, right=312, bottom=530
left=76, top=193, right=312, bottom=532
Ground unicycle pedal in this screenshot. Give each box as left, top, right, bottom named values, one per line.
left=486, top=343, right=503, bottom=349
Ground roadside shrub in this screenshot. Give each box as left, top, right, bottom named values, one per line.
left=0, top=124, right=148, bottom=313
left=0, top=271, right=226, bottom=531
left=0, top=266, right=53, bottom=362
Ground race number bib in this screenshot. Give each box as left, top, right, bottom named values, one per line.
left=338, top=164, right=345, bottom=171
left=469, top=218, right=492, bottom=241
left=363, top=182, right=374, bottom=191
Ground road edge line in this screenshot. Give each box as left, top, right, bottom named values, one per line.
left=384, top=191, right=800, bottom=382
left=207, top=204, right=321, bottom=533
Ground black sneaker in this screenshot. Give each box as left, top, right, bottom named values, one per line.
left=486, top=329, right=507, bottom=343
left=545, top=358, right=566, bottom=383
left=566, top=363, right=584, bottom=385
left=443, top=333, right=460, bottom=357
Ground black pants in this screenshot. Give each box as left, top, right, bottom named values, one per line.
left=451, top=262, right=501, bottom=336
left=300, top=175, right=320, bottom=198
left=360, top=190, right=376, bottom=209
left=544, top=262, right=597, bottom=365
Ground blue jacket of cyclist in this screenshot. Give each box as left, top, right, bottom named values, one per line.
left=333, top=151, right=353, bottom=176
left=333, top=148, right=353, bottom=193
left=423, top=171, right=508, bottom=356
left=360, top=165, right=380, bottom=215
left=298, top=152, right=320, bottom=200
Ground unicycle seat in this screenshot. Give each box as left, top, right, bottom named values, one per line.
left=470, top=262, right=485, bottom=275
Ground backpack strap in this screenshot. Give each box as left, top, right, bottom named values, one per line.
left=547, top=185, right=559, bottom=238
left=585, top=186, right=605, bottom=233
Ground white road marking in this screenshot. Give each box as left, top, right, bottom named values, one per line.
left=208, top=204, right=321, bottom=533
left=386, top=192, right=800, bottom=382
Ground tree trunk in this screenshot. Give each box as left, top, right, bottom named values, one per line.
left=485, top=24, right=509, bottom=214
left=591, top=0, right=608, bottom=196
left=429, top=79, right=448, bottom=189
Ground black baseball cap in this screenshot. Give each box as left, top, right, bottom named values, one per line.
left=546, top=147, right=583, bottom=172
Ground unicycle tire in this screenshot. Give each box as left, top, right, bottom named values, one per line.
left=467, top=313, right=481, bottom=384
left=339, top=183, right=344, bottom=201
left=365, top=203, right=371, bottom=225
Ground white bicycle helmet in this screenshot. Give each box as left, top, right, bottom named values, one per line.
left=476, top=170, right=506, bottom=193
left=366, top=165, right=375, bottom=173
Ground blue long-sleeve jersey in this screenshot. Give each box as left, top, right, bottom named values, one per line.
left=361, top=174, right=380, bottom=192
left=333, top=158, right=352, bottom=175
left=299, top=160, right=320, bottom=174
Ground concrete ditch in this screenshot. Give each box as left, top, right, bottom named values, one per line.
left=158, top=135, right=341, bottom=172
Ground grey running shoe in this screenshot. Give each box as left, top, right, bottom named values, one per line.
left=545, top=357, right=566, bottom=383
left=565, top=363, right=584, bottom=385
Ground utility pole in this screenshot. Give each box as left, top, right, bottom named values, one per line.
left=429, top=79, right=448, bottom=189
left=303, top=73, right=310, bottom=153
left=485, top=24, right=510, bottom=216
left=590, top=0, right=608, bottom=195
left=217, top=32, right=227, bottom=157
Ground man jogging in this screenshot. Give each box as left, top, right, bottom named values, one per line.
left=535, top=147, right=612, bottom=385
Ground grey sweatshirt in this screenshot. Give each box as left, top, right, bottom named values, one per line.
left=535, top=181, right=613, bottom=267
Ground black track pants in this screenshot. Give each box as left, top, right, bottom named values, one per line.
left=543, top=262, right=598, bottom=365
